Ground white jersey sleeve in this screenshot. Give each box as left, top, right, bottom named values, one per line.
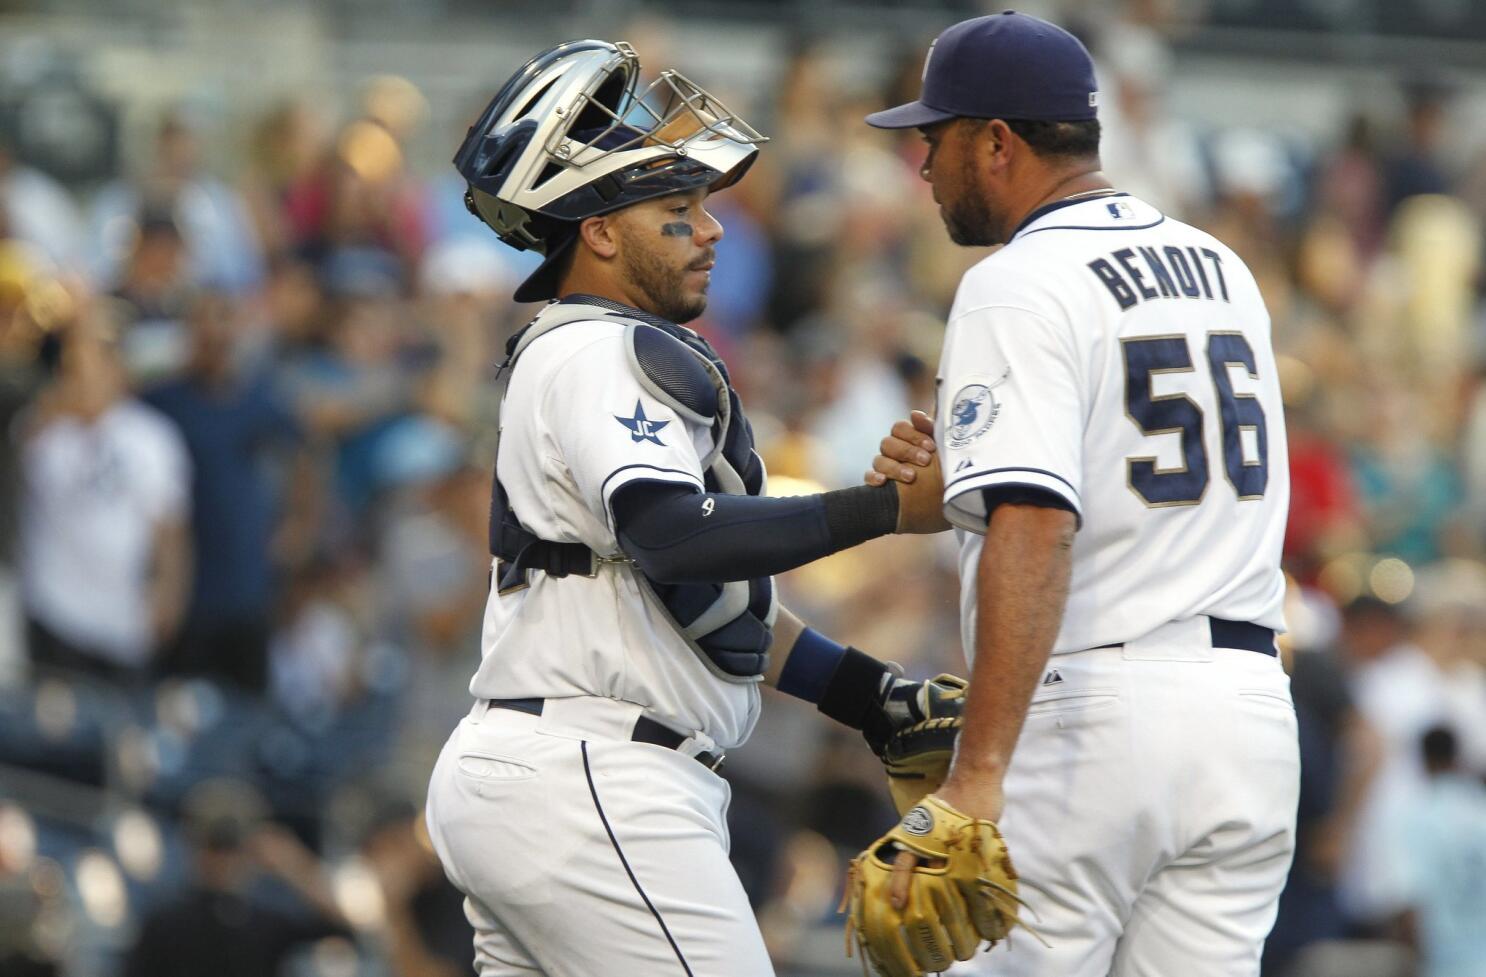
left=937, top=305, right=1084, bottom=532
left=544, top=333, right=708, bottom=528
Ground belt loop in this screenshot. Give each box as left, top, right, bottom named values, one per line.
left=1121, top=617, right=1212, bottom=662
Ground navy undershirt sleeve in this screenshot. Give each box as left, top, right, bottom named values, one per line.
left=981, top=485, right=1078, bottom=525
left=611, top=480, right=897, bottom=584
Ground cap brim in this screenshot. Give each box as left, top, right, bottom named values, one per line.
left=512, top=233, right=578, bottom=304
left=864, top=100, right=957, bottom=130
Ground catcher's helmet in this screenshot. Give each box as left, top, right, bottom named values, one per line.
left=455, top=39, right=766, bottom=302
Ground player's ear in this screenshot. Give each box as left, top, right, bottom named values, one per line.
left=984, top=119, right=1013, bottom=171
left=579, top=214, right=619, bottom=260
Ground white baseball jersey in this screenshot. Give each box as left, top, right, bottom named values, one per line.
left=470, top=317, right=760, bottom=751
left=21, top=399, right=191, bottom=665
left=936, top=193, right=1288, bottom=661
left=940, top=193, right=1298, bottom=977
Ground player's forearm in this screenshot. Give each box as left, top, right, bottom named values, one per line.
left=763, top=606, right=808, bottom=686
left=612, top=481, right=898, bottom=583
left=766, top=605, right=910, bottom=735
left=948, top=504, right=1075, bottom=785
left=149, top=518, right=192, bottom=645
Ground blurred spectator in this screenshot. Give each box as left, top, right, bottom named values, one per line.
left=267, top=554, right=402, bottom=815
left=1460, top=366, right=1486, bottom=541
left=798, top=297, right=915, bottom=488
left=1346, top=194, right=1481, bottom=429
left=1266, top=588, right=1384, bottom=975
left=142, top=292, right=302, bottom=693
left=108, top=210, right=194, bottom=384
left=1392, top=726, right=1486, bottom=977
left=241, top=99, right=330, bottom=263
left=1284, top=397, right=1363, bottom=574
left=1347, top=383, right=1463, bottom=566
left=255, top=254, right=326, bottom=368
left=281, top=248, right=414, bottom=524
left=377, top=457, right=488, bottom=783
left=763, top=42, right=852, bottom=334
left=1206, top=127, right=1301, bottom=318
left=269, top=557, right=368, bottom=728
left=413, top=239, right=510, bottom=436
left=18, top=318, right=191, bottom=683
left=1335, top=594, right=1409, bottom=672
left=0, top=138, right=84, bottom=274
left=90, top=110, right=264, bottom=294
left=121, top=778, right=349, bottom=977
left=355, top=790, right=474, bottom=976
left=1383, top=79, right=1454, bottom=216
left=1094, top=19, right=1209, bottom=219
left=0, top=246, right=56, bottom=686
left=1314, top=113, right=1387, bottom=258
left=1340, top=565, right=1486, bottom=924
left=292, top=115, right=429, bottom=272
left=697, top=193, right=772, bottom=341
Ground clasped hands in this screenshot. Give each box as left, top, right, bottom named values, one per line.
left=868, top=409, right=951, bottom=535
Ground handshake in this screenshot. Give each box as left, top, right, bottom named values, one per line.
left=859, top=408, right=961, bottom=815
left=857, top=407, right=963, bottom=819
left=868, top=410, right=953, bottom=536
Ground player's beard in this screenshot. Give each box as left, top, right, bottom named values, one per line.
left=619, top=235, right=710, bottom=324
left=940, top=153, right=1000, bottom=247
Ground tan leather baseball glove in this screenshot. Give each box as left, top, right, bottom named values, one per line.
left=843, top=795, right=1024, bottom=977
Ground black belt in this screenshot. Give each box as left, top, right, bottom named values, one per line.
left=487, top=698, right=726, bottom=772
left=1098, top=618, right=1276, bottom=656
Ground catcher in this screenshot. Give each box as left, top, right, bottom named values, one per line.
left=423, top=38, right=968, bottom=977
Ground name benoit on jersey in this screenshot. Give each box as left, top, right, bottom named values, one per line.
left=1087, top=244, right=1230, bottom=311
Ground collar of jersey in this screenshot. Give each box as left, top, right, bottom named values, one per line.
left=1008, top=190, right=1134, bottom=242
left=503, top=293, right=695, bottom=362
left=556, top=293, right=694, bottom=334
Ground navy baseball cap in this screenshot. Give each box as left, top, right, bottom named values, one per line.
left=866, top=11, right=1099, bottom=129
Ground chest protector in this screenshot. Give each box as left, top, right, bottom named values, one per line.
left=488, top=297, right=776, bottom=682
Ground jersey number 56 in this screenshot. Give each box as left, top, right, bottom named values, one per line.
left=1121, top=332, right=1268, bottom=507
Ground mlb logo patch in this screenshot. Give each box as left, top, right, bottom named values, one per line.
left=1107, top=201, right=1134, bottom=220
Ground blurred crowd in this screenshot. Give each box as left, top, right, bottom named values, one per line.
left=0, top=5, right=1485, bottom=977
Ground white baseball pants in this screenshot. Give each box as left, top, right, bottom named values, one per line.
left=424, top=697, right=774, bottom=977
left=954, top=619, right=1300, bottom=977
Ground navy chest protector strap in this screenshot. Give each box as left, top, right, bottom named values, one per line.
left=488, top=299, right=776, bottom=682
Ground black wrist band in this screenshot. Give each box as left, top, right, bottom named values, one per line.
left=821, top=483, right=899, bottom=550
left=817, top=645, right=892, bottom=729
